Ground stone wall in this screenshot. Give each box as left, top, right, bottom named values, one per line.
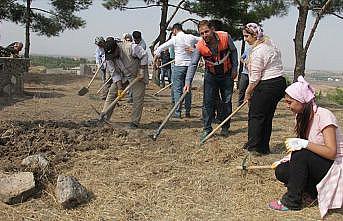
left=0, top=57, right=29, bottom=96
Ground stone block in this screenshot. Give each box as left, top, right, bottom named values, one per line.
left=0, top=57, right=29, bottom=96
left=55, top=175, right=90, bottom=208
left=0, top=172, right=36, bottom=204
left=21, top=154, right=49, bottom=170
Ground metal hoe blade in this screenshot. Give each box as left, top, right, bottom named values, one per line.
left=78, top=87, right=89, bottom=96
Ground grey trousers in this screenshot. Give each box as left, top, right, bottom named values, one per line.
left=102, top=78, right=146, bottom=124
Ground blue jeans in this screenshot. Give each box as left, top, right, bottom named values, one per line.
left=170, top=64, right=175, bottom=104
left=172, top=65, right=191, bottom=115
left=160, top=67, right=171, bottom=88
left=203, top=71, right=233, bottom=132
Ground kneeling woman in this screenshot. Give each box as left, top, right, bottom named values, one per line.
left=269, top=76, right=343, bottom=218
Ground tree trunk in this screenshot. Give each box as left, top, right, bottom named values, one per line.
left=293, top=4, right=309, bottom=81
left=24, top=0, right=31, bottom=58
left=151, top=0, right=169, bottom=86
left=159, top=0, right=168, bottom=45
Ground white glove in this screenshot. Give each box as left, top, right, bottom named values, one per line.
left=285, top=138, right=309, bottom=153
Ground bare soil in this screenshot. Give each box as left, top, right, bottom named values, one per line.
left=0, top=72, right=342, bottom=220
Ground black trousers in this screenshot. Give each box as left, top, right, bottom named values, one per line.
left=276, top=149, right=333, bottom=209
left=246, top=76, right=286, bottom=154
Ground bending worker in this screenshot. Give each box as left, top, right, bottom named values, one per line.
left=101, top=36, right=148, bottom=129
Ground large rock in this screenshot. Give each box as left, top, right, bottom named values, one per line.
left=0, top=57, right=29, bottom=96
left=55, top=175, right=90, bottom=208
left=0, top=172, right=36, bottom=204
left=21, top=154, right=49, bottom=170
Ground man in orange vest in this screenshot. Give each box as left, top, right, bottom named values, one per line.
left=184, top=20, right=238, bottom=140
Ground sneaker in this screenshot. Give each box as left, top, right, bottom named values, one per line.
left=185, top=112, right=191, bottom=118
left=269, top=200, right=289, bottom=211
left=129, top=122, right=139, bottom=129
left=220, top=128, right=229, bottom=137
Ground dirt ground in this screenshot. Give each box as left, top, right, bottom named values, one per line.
left=0, top=72, right=342, bottom=221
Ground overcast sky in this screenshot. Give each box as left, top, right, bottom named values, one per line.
left=1, top=0, right=343, bottom=71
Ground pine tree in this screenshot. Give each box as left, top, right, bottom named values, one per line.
left=0, top=0, right=92, bottom=58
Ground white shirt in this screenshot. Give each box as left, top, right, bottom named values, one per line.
left=138, top=38, right=147, bottom=50
left=132, top=43, right=148, bottom=65
left=95, top=46, right=106, bottom=69
left=154, top=31, right=200, bottom=66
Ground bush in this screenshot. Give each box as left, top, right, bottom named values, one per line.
left=327, top=88, right=343, bottom=105
left=30, top=55, right=92, bottom=69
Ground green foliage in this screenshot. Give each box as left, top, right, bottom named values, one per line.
left=30, top=55, right=90, bottom=69
left=284, top=75, right=292, bottom=86
left=316, top=90, right=322, bottom=101
left=0, top=0, right=91, bottom=37
left=327, top=88, right=343, bottom=105
left=188, top=0, right=289, bottom=40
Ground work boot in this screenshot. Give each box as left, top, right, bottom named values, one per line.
left=220, top=127, right=229, bottom=137
left=200, top=130, right=211, bottom=142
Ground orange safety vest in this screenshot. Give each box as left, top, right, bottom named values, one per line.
left=196, top=31, right=232, bottom=75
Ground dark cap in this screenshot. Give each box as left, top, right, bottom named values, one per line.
left=171, top=23, right=183, bottom=31
left=132, top=31, right=142, bottom=40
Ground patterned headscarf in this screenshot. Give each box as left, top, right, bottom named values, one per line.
left=244, top=23, right=264, bottom=40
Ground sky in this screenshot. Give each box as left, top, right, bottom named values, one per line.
left=1, top=0, right=343, bottom=72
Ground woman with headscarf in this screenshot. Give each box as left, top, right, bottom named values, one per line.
left=269, top=76, right=343, bottom=218
left=242, top=23, right=287, bottom=155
